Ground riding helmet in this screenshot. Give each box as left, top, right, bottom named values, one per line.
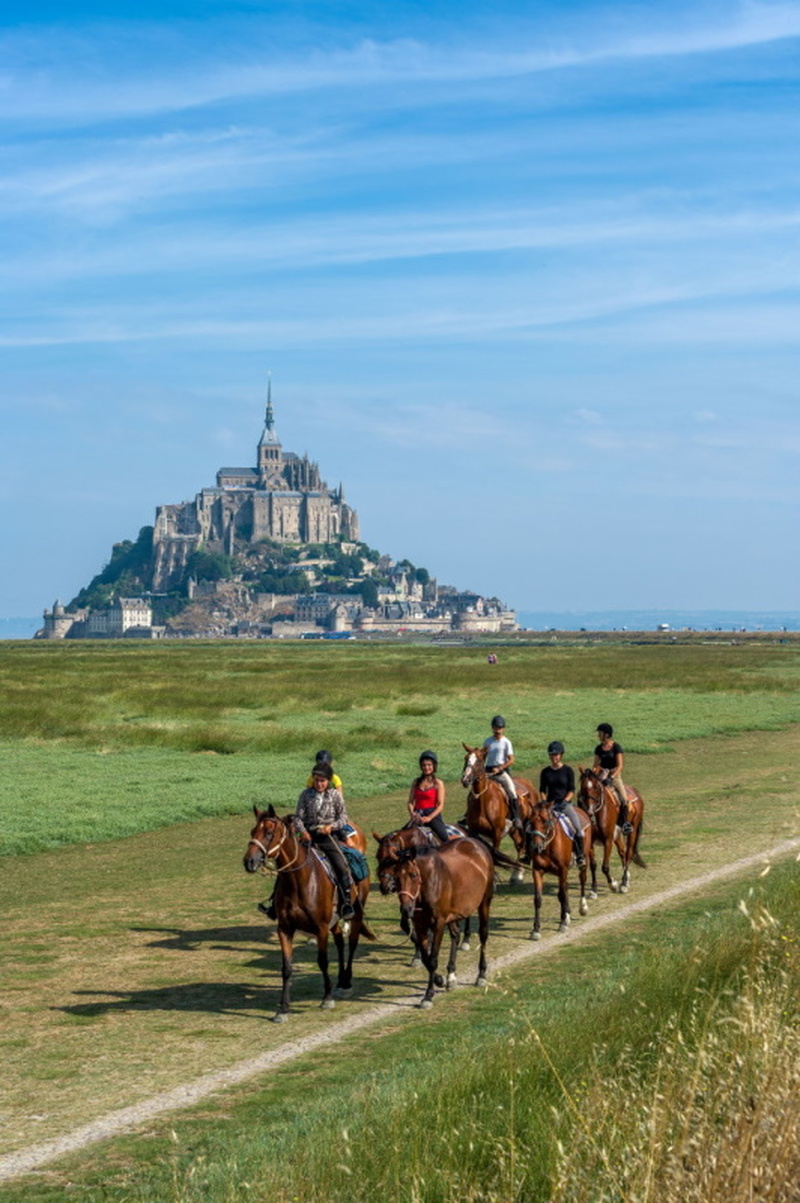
left=548, top=740, right=565, bottom=755
left=315, top=749, right=333, bottom=765
left=491, top=715, right=506, bottom=729
left=419, top=750, right=438, bottom=767
left=596, top=723, right=613, bottom=736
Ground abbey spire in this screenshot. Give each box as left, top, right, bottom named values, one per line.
left=257, top=376, right=283, bottom=482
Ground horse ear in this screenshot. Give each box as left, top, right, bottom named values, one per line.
left=266, top=804, right=277, bottom=817
left=462, top=742, right=471, bottom=752
left=253, top=804, right=260, bottom=818
left=372, top=831, right=383, bottom=844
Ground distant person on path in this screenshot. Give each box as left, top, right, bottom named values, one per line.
left=407, top=751, right=449, bottom=843
left=539, top=740, right=585, bottom=866
left=483, top=715, right=522, bottom=830
left=593, top=723, right=631, bottom=834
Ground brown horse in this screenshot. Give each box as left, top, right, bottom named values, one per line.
left=243, top=806, right=374, bottom=1022
left=460, top=743, right=535, bottom=882
left=578, top=768, right=647, bottom=895
left=373, top=825, right=471, bottom=964
left=526, top=800, right=593, bottom=940
left=383, top=838, right=494, bottom=1008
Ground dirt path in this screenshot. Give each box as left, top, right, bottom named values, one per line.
left=1, top=836, right=797, bottom=1185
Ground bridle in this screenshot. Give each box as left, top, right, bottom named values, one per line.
left=247, top=819, right=305, bottom=874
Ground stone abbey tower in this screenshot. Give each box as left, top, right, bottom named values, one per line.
left=152, top=386, right=360, bottom=591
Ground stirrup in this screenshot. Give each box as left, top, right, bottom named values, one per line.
left=622, top=821, right=633, bottom=835
left=339, top=901, right=355, bottom=920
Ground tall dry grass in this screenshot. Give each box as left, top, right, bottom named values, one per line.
left=548, top=899, right=799, bottom=1203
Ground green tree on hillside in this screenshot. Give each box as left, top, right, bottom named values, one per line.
left=69, top=526, right=154, bottom=610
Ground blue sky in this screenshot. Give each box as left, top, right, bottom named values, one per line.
left=2, top=0, right=798, bottom=617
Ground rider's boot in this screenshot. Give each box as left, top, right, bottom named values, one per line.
left=258, top=894, right=277, bottom=920
left=618, top=802, right=633, bottom=836
left=509, top=795, right=523, bottom=831
left=573, top=835, right=586, bottom=867
left=335, top=874, right=356, bottom=921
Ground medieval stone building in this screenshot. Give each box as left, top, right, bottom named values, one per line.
left=152, top=387, right=359, bottom=591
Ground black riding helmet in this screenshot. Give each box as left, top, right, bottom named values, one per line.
left=491, top=715, right=506, bottom=729
left=315, top=750, right=333, bottom=765
left=596, top=723, right=613, bottom=737
left=419, top=750, right=438, bottom=767
left=548, top=740, right=565, bottom=755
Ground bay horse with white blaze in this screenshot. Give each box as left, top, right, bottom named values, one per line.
left=384, top=838, right=494, bottom=1008
left=460, top=743, right=535, bottom=882
left=578, top=768, right=647, bottom=894
left=526, top=800, right=593, bottom=940
left=243, top=806, right=374, bottom=1022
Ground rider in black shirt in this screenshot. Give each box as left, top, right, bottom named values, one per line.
left=539, top=741, right=585, bottom=866
left=594, top=722, right=631, bottom=833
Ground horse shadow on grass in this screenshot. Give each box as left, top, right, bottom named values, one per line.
left=132, top=924, right=268, bottom=953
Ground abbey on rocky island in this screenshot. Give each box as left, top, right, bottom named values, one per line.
left=38, top=385, right=517, bottom=640
left=152, top=386, right=359, bottom=591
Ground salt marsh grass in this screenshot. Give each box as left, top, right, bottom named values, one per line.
left=2, top=641, right=799, bottom=855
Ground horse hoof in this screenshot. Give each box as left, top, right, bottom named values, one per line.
left=321, top=998, right=335, bottom=1010
left=619, top=884, right=629, bottom=894
left=272, top=1012, right=288, bottom=1024
left=433, top=973, right=445, bottom=988
left=333, top=986, right=353, bottom=1000
left=610, top=882, right=619, bottom=893
left=418, top=998, right=433, bottom=1009
left=580, top=900, right=588, bottom=916
left=511, top=869, right=525, bottom=885
left=529, top=930, right=541, bottom=941
left=446, top=973, right=457, bottom=990
left=589, top=890, right=599, bottom=901
left=475, top=976, right=487, bottom=988
left=410, top=955, right=422, bottom=970
left=458, top=941, right=471, bottom=953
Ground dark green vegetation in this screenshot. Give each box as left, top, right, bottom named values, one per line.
left=65, top=527, right=418, bottom=616
left=2, top=639, right=799, bottom=854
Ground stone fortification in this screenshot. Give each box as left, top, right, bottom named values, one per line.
left=152, top=386, right=358, bottom=591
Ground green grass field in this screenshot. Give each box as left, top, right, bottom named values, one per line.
left=2, top=639, right=799, bottom=854
left=0, top=639, right=798, bottom=1201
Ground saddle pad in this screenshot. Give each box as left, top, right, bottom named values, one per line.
left=342, top=845, right=369, bottom=881
left=556, top=813, right=581, bottom=839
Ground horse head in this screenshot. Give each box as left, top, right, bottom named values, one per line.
left=578, top=768, right=604, bottom=813
left=460, top=743, right=487, bottom=788
left=243, top=805, right=290, bottom=873
left=390, top=848, right=423, bottom=920
left=527, top=800, right=555, bottom=855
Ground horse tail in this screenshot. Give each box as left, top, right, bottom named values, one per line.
left=632, top=815, right=647, bottom=869
left=486, top=842, right=524, bottom=870
left=360, top=921, right=378, bottom=942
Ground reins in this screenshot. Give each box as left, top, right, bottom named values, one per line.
left=248, top=821, right=307, bottom=876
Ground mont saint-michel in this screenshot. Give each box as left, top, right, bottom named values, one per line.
left=39, top=390, right=516, bottom=640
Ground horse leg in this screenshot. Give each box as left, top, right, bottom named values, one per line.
left=588, top=835, right=599, bottom=900
left=558, top=865, right=571, bottom=933
left=444, top=921, right=460, bottom=989
left=578, top=854, right=589, bottom=916
left=475, top=897, right=490, bottom=987
left=273, top=928, right=294, bottom=1023
left=509, top=827, right=526, bottom=883
left=332, top=923, right=359, bottom=1000
left=604, top=833, right=619, bottom=893
left=530, top=868, right=543, bottom=940
left=459, top=914, right=471, bottom=952
left=316, top=928, right=335, bottom=1010
left=419, top=919, right=445, bottom=1008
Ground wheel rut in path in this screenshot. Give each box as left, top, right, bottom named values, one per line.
left=1, top=836, right=798, bottom=1184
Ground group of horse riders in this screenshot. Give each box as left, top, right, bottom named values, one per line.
left=260, top=717, right=631, bottom=924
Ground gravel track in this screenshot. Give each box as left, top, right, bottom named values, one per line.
left=1, top=836, right=797, bottom=1184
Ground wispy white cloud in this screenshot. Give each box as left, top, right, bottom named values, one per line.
left=1, top=3, right=799, bottom=125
